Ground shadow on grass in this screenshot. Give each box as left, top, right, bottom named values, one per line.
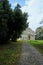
left=0, top=41, right=22, bottom=65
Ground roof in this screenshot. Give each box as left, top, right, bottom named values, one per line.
left=22, top=28, right=35, bottom=35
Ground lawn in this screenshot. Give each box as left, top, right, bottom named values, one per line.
left=28, top=40, right=43, bottom=55
left=0, top=42, right=22, bottom=65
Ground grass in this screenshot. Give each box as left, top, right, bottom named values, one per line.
left=0, top=42, right=22, bottom=65
left=28, top=40, right=43, bottom=55
left=0, top=40, right=43, bottom=65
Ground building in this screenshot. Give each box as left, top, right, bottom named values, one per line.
left=19, top=28, right=35, bottom=40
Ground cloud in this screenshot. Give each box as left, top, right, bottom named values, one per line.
left=21, top=0, right=43, bottom=31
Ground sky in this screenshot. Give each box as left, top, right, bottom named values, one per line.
left=9, top=0, right=43, bottom=31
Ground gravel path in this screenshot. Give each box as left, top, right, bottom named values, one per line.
left=17, top=42, right=43, bottom=65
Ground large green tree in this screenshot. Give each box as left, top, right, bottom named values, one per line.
left=11, top=4, right=28, bottom=41
left=35, top=26, right=43, bottom=40
left=0, top=0, right=28, bottom=43
left=0, top=0, right=13, bottom=43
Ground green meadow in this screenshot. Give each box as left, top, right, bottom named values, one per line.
left=28, top=40, right=43, bottom=55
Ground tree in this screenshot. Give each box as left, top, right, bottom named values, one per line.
left=0, top=0, right=12, bottom=43
left=0, top=0, right=28, bottom=43
left=11, top=4, right=28, bottom=41
left=35, top=26, right=43, bottom=40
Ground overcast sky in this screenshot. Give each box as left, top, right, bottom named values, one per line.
left=9, top=0, right=43, bottom=31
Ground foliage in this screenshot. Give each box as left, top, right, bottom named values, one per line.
left=0, top=0, right=10, bottom=43
left=0, top=0, right=28, bottom=43
left=12, top=4, right=28, bottom=41
left=35, top=26, right=43, bottom=40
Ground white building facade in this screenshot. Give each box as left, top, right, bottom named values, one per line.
left=20, top=28, right=35, bottom=40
